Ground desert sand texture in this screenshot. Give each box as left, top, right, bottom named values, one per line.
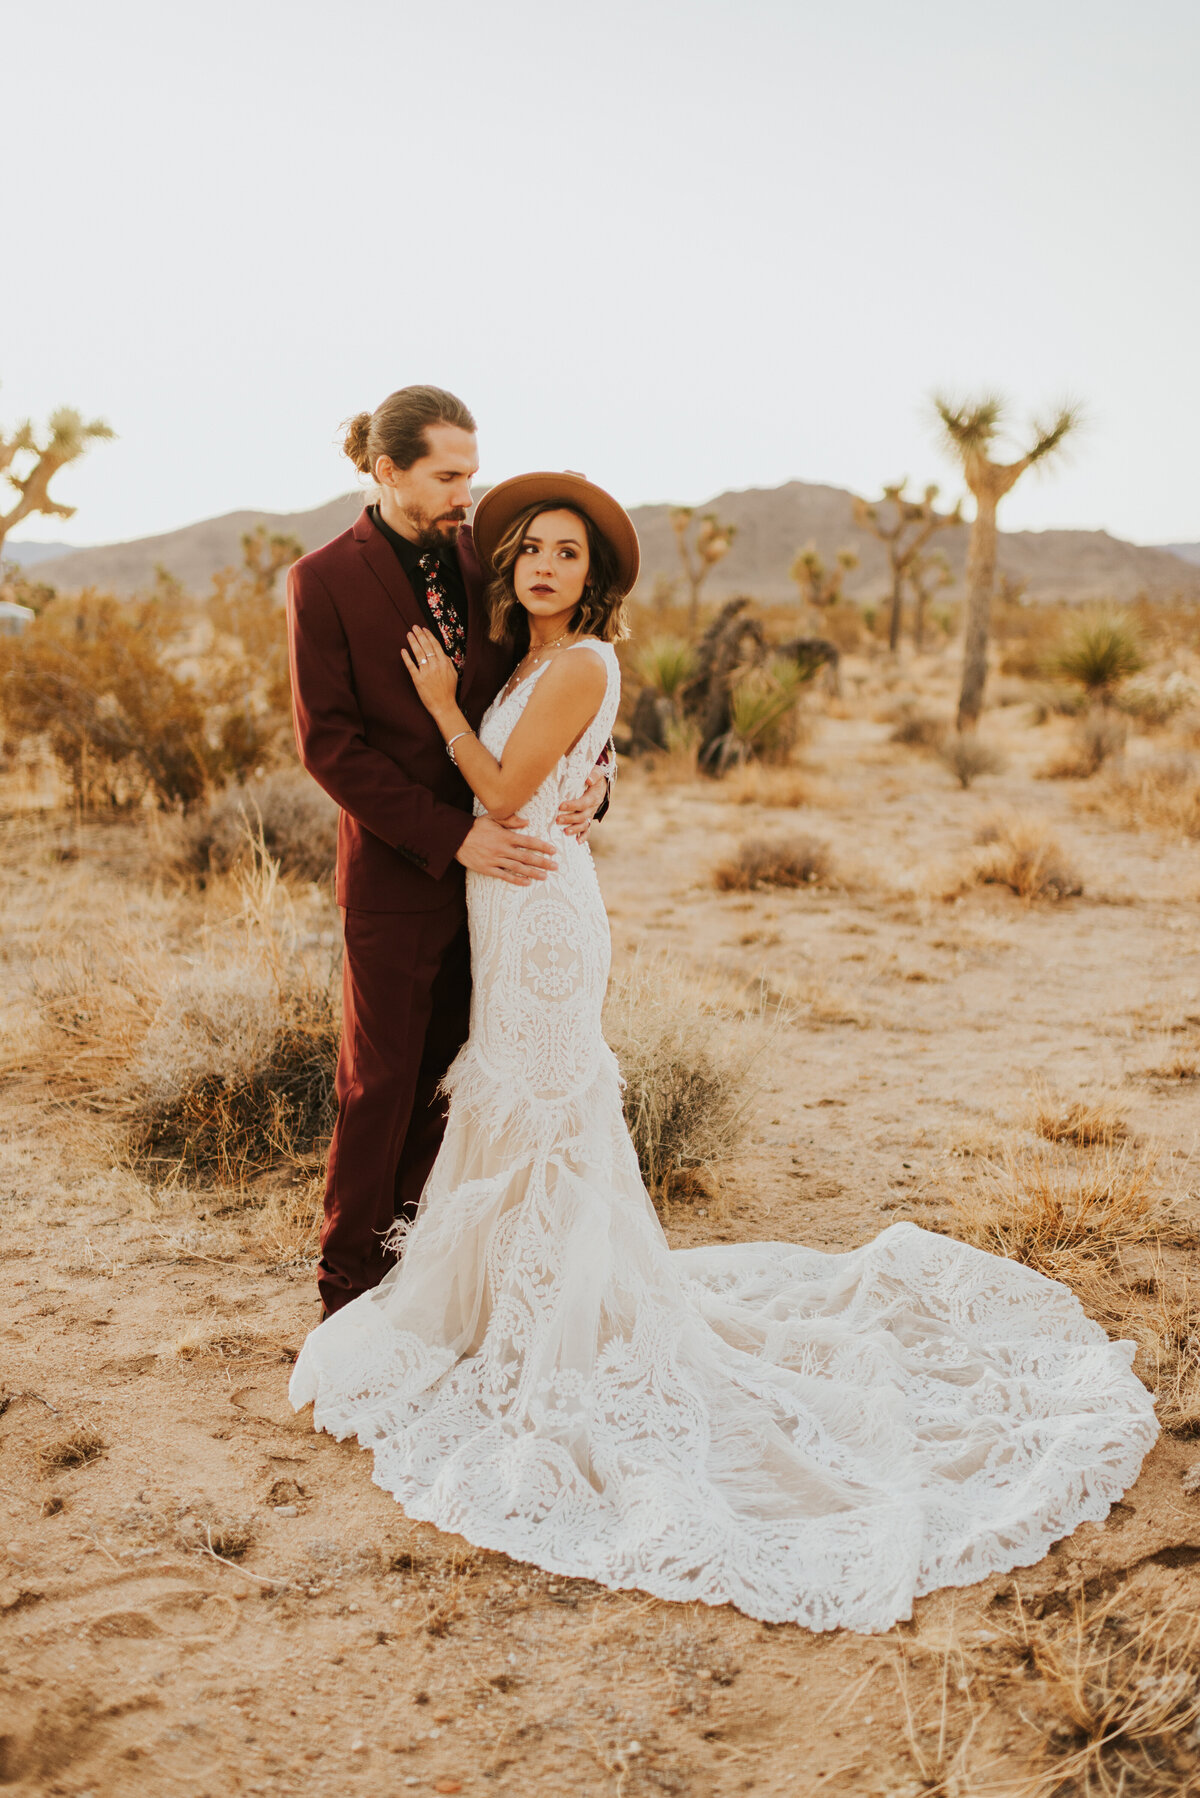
left=3, top=649, right=1200, bottom=1798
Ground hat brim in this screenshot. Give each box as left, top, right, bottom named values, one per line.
left=472, top=472, right=640, bottom=597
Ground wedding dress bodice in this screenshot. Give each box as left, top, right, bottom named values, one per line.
left=290, top=641, right=1156, bottom=1632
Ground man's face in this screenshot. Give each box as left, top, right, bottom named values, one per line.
left=376, top=424, right=479, bottom=548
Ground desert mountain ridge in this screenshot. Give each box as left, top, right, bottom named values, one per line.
left=10, top=484, right=1200, bottom=605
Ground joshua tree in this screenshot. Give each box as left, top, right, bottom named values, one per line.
left=934, top=393, right=1079, bottom=730
left=789, top=543, right=858, bottom=621
left=853, top=482, right=961, bottom=654
left=239, top=525, right=304, bottom=599
left=907, top=547, right=953, bottom=651
left=0, top=405, right=115, bottom=561
left=678, top=597, right=838, bottom=771
left=670, top=506, right=736, bottom=636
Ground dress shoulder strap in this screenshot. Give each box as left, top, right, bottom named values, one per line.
left=562, top=638, right=615, bottom=670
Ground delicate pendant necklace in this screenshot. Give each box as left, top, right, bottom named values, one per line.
left=505, top=629, right=573, bottom=700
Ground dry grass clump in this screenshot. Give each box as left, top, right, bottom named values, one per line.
left=1015, top=1592, right=1200, bottom=1796
left=1079, top=756, right=1200, bottom=840
left=718, top=764, right=815, bottom=808
left=252, top=1170, right=326, bottom=1264
left=1142, top=1052, right=1199, bottom=1084
left=1041, top=713, right=1127, bottom=780
left=29, top=939, right=161, bottom=1093
left=937, top=733, right=1007, bottom=788
left=713, top=834, right=834, bottom=892
left=887, top=705, right=947, bottom=749
left=941, top=813, right=1083, bottom=903
left=1034, top=1097, right=1128, bottom=1148
left=166, top=1323, right=271, bottom=1362
left=124, top=960, right=338, bottom=1186
left=121, top=834, right=339, bottom=1187
left=158, top=769, right=339, bottom=885
left=1131, top=1283, right=1200, bottom=1436
left=950, top=1147, right=1161, bottom=1287
left=40, top=1426, right=106, bottom=1472
left=604, top=957, right=764, bottom=1202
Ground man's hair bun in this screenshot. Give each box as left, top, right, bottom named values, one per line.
left=340, top=388, right=476, bottom=479
left=342, top=411, right=374, bottom=472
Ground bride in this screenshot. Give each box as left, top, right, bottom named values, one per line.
left=290, top=471, right=1156, bottom=1633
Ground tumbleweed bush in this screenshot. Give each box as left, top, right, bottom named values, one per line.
left=713, top=834, right=835, bottom=892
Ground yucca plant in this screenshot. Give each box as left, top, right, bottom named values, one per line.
left=719, top=656, right=808, bottom=768
left=635, top=636, right=696, bottom=700
left=1050, top=609, right=1147, bottom=704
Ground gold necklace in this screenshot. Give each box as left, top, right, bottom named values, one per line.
left=508, top=630, right=573, bottom=693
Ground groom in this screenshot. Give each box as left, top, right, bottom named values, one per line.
left=287, top=385, right=607, bottom=1316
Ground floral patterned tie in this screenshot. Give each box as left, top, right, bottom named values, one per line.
left=417, top=552, right=467, bottom=671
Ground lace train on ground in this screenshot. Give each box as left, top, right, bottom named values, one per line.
left=290, top=641, right=1157, bottom=1632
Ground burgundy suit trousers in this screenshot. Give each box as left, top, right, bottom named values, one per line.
left=318, top=903, right=471, bottom=1315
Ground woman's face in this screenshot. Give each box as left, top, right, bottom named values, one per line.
left=512, top=509, right=590, bottom=629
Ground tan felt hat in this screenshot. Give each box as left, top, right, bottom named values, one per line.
left=472, top=471, right=640, bottom=596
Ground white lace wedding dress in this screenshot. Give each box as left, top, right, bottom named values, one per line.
left=290, top=639, right=1157, bottom=1632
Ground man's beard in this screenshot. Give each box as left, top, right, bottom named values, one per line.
left=413, top=510, right=467, bottom=554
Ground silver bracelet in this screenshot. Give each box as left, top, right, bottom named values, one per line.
left=446, top=730, right=473, bottom=766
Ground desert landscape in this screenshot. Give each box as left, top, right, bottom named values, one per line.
left=2, top=522, right=1200, bottom=1796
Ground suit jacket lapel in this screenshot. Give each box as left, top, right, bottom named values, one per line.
left=351, top=507, right=425, bottom=633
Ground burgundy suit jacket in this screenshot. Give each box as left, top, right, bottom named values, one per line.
left=287, top=510, right=513, bottom=912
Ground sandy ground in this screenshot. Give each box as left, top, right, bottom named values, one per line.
left=3, top=673, right=1200, bottom=1798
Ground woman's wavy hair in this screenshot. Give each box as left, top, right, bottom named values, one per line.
left=485, top=500, right=631, bottom=651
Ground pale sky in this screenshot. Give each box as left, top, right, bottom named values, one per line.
left=5, top=0, right=1197, bottom=549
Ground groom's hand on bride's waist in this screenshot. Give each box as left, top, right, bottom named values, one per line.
left=455, top=815, right=556, bottom=885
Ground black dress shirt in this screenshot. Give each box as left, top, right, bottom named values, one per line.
left=368, top=504, right=468, bottom=644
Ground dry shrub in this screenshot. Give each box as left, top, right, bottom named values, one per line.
left=719, top=765, right=814, bottom=808
left=40, top=1426, right=105, bottom=1472
left=937, top=734, right=1006, bottom=788
left=1081, top=756, right=1200, bottom=840
left=950, top=1147, right=1161, bottom=1286
left=1129, top=1282, right=1200, bottom=1436
left=1117, top=670, right=1200, bottom=727
left=604, top=957, right=763, bottom=1202
left=124, top=957, right=338, bottom=1187
left=971, top=813, right=1082, bottom=902
left=1041, top=712, right=1127, bottom=780
left=159, top=769, right=339, bottom=885
left=1034, top=1097, right=1128, bottom=1148
left=641, top=716, right=702, bottom=785
left=939, top=813, right=1083, bottom=903
left=713, top=834, right=834, bottom=892
left=0, top=593, right=218, bottom=808
left=1028, top=683, right=1090, bottom=723
left=1015, top=1591, right=1200, bottom=1796
left=121, top=839, right=337, bottom=1187
left=888, top=707, right=946, bottom=749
